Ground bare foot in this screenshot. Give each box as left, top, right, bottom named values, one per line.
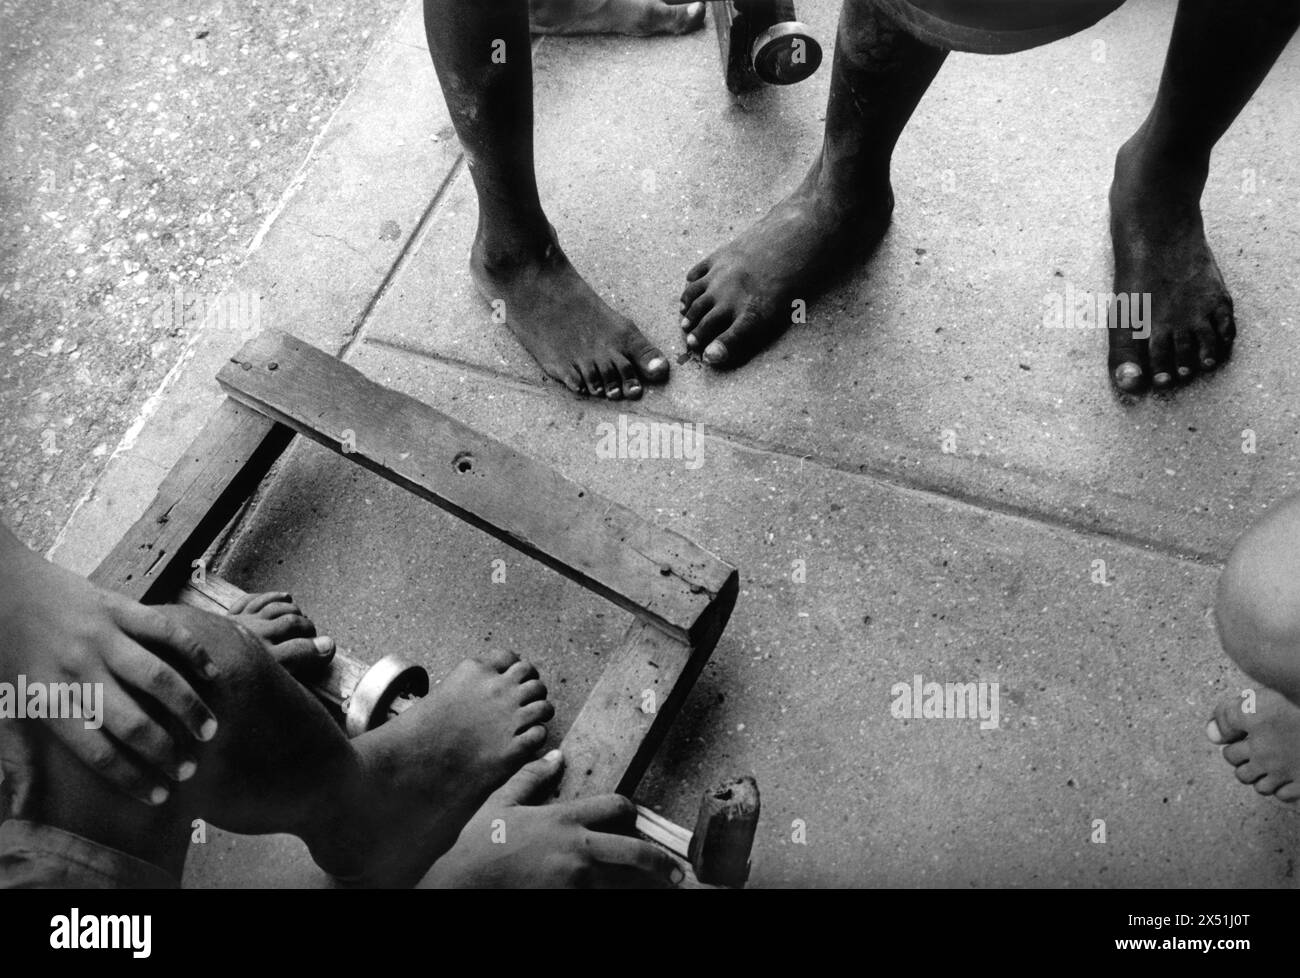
left=679, top=150, right=893, bottom=367
left=1107, top=128, right=1235, bottom=393
left=529, top=0, right=705, bottom=36
left=423, top=749, right=681, bottom=888
left=471, top=228, right=669, bottom=399
left=343, top=648, right=555, bottom=886
left=1208, top=688, right=1300, bottom=803
left=227, top=590, right=334, bottom=673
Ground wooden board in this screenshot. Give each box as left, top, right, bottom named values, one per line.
left=556, top=569, right=735, bottom=801
left=217, top=330, right=737, bottom=647
left=89, top=399, right=294, bottom=603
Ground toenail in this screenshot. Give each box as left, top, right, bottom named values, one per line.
left=1114, top=362, right=1142, bottom=386
left=703, top=341, right=727, bottom=364
left=199, top=719, right=219, bottom=742
left=626, top=383, right=641, bottom=395
left=679, top=317, right=691, bottom=331
left=313, top=636, right=334, bottom=654
left=590, top=384, right=603, bottom=395
left=1206, top=719, right=1225, bottom=744
left=1203, top=357, right=1216, bottom=368
left=1153, top=372, right=1172, bottom=386
left=150, top=786, right=170, bottom=806
left=1177, top=366, right=1191, bottom=378
left=647, top=357, right=666, bottom=373
left=176, top=760, right=197, bottom=782
left=685, top=334, right=698, bottom=349
left=606, top=386, right=621, bottom=398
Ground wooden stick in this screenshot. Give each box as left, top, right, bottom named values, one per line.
left=688, top=776, right=760, bottom=887
left=217, top=330, right=736, bottom=647
left=90, top=400, right=293, bottom=603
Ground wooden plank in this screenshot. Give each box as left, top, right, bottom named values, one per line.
left=217, top=330, right=736, bottom=646
left=555, top=566, right=736, bottom=801
left=89, top=399, right=294, bottom=604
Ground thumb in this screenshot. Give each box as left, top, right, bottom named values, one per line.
left=493, top=748, right=564, bottom=806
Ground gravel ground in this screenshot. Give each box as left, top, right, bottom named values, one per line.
left=0, top=0, right=408, bottom=553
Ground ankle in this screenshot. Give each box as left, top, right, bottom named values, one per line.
left=1118, top=122, right=1210, bottom=192
left=472, top=227, right=560, bottom=274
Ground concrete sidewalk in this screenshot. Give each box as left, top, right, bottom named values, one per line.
left=55, top=0, right=1300, bottom=887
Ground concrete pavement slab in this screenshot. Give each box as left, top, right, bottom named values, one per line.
left=185, top=344, right=1298, bottom=887
left=365, top=0, right=1300, bottom=563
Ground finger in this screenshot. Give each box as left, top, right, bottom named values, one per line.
left=582, top=831, right=683, bottom=887
left=111, top=599, right=218, bottom=680
left=101, top=684, right=198, bottom=783
left=103, top=635, right=219, bottom=744
left=559, top=792, right=637, bottom=831
left=480, top=648, right=519, bottom=673
left=60, top=724, right=172, bottom=807
left=492, top=748, right=564, bottom=805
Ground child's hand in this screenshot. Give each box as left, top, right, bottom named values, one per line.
left=0, top=539, right=220, bottom=807
left=421, top=749, right=684, bottom=889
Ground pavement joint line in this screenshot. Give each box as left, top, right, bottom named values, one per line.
left=337, top=153, right=467, bottom=360
left=359, top=334, right=1226, bottom=571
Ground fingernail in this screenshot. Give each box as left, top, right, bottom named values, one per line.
left=670, top=865, right=685, bottom=885
left=544, top=748, right=562, bottom=762
left=149, top=786, right=170, bottom=806
left=313, top=635, right=335, bottom=654
left=176, top=760, right=197, bottom=782
left=199, top=718, right=219, bottom=742
left=203, top=661, right=220, bottom=680
left=647, top=358, right=666, bottom=373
